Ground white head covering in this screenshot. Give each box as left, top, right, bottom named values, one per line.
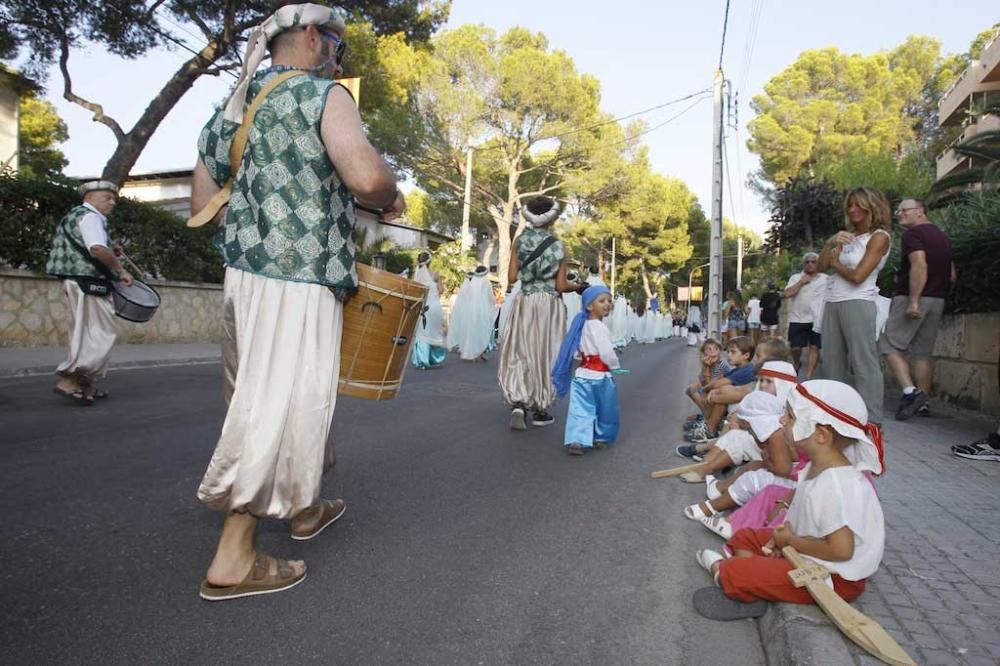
left=757, top=360, right=797, bottom=403
left=78, top=180, right=118, bottom=197
left=223, top=3, right=347, bottom=124
left=736, top=390, right=784, bottom=442
left=788, top=379, right=883, bottom=475
left=522, top=199, right=561, bottom=227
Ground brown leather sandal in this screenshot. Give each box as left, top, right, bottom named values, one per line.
left=199, top=553, right=306, bottom=601
left=291, top=499, right=346, bottom=541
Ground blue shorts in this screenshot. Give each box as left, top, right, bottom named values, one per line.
left=788, top=322, right=821, bottom=348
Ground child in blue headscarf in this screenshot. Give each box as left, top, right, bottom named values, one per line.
left=552, top=285, right=626, bottom=455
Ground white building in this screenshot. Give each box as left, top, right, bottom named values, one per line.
left=0, top=67, right=40, bottom=172
left=114, top=168, right=454, bottom=250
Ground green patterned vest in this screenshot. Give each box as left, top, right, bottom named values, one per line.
left=197, top=67, right=359, bottom=289
left=517, top=228, right=564, bottom=295
left=46, top=205, right=105, bottom=279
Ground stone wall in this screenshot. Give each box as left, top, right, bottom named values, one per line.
left=930, top=312, right=1000, bottom=418
left=0, top=270, right=223, bottom=347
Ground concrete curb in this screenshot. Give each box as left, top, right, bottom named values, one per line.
left=0, top=356, right=221, bottom=379
left=759, top=602, right=865, bottom=666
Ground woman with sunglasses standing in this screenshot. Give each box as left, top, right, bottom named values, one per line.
left=817, top=186, right=892, bottom=430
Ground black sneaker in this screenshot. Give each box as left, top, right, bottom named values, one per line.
left=532, top=411, right=555, bottom=427
left=676, top=444, right=701, bottom=459
left=895, top=389, right=929, bottom=421
left=510, top=407, right=527, bottom=430
left=952, top=433, right=1000, bottom=462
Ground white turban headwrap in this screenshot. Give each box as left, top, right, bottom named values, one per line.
left=78, top=180, right=118, bottom=196
left=522, top=202, right=561, bottom=228
left=757, top=360, right=798, bottom=404
left=223, top=3, right=347, bottom=124
left=788, top=380, right=884, bottom=475
left=735, top=390, right=783, bottom=442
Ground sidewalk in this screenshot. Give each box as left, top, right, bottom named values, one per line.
left=0, top=343, right=221, bottom=377
left=764, top=402, right=1000, bottom=666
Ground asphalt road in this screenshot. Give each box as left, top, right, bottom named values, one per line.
left=0, top=340, right=765, bottom=665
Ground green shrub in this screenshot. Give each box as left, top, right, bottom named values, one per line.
left=0, top=171, right=223, bottom=283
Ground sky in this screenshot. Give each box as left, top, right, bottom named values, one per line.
left=26, top=1, right=998, bottom=237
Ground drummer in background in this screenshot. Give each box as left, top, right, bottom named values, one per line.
left=45, top=180, right=133, bottom=405
left=190, top=3, right=404, bottom=601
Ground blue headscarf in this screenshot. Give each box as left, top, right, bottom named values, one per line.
left=552, top=285, right=612, bottom=399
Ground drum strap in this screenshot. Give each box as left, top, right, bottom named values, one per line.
left=519, top=235, right=557, bottom=271
left=62, top=223, right=114, bottom=295
left=186, top=70, right=305, bottom=228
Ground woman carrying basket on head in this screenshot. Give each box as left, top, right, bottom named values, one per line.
left=498, top=196, right=585, bottom=430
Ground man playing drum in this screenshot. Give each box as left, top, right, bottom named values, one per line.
left=46, top=180, right=133, bottom=405
left=190, top=2, right=405, bottom=601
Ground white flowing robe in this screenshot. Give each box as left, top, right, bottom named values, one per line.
left=446, top=275, right=497, bottom=359
left=413, top=265, right=445, bottom=347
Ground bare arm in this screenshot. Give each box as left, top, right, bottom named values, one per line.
left=830, top=232, right=891, bottom=284
left=191, top=159, right=226, bottom=226
left=950, top=262, right=957, bottom=283
left=89, top=246, right=132, bottom=285
left=906, top=250, right=928, bottom=306
left=507, top=239, right=520, bottom=285
left=783, top=275, right=810, bottom=298
left=776, top=524, right=855, bottom=562
left=321, top=86, right=401, bottom=215
left=763, top=430, right=793, bottom=477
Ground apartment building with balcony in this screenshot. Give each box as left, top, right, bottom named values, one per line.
left=936, top=29, right=1000, bottom=180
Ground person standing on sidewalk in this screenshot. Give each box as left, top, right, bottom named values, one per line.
left=745, top=292, right=762, bottom=345
left=879, top=199, right=955, bottom=420
left=758, top=282, right=781, bottom=339
left=45, top=180, right=134, bottom=405
left=190, top=3, right=405, bottom=601
left=817, top=186, right=892, bottom=428
left=784, top=252, right=827, bottom=379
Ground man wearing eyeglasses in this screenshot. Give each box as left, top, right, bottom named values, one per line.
left=879, top=199, right=955, bottom=420
left=190, top=3, right=406, bottom=601
left=783, top=252, right=827, bottom=379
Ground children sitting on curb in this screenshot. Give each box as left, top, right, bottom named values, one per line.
left=677, top=360, right=798, bottom=483
left=690, top=380, right=885, bottom=621
left=683, top=339, right=729, bottom=430
left=684, top=336, right=757, bottom=443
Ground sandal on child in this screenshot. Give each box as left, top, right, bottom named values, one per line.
left=692, top=586, right=769, bottom=621
left=695, top=549, right=724, bottom=576
left=291, top=498, right=346, bottom=541
left=705, top=475, right=722, bottom=500
left=199, top=553, right=306, bottom=601
left=683, top=501, right=718, bottom=520
left=700, top=515, right=733, bottom=540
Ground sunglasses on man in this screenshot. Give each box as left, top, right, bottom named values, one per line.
left=317, top=28, right=347, bottom=65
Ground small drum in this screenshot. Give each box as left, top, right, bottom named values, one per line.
left=339, top=263, right=428, bottom=400
left=112, top=279, right=161, bottom=323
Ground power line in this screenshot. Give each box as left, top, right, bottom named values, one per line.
left=536, top=88, right=712, bottom=143
left=718, top=0, right=732, bottom=69
left=103, top=0, right=239, bottom=79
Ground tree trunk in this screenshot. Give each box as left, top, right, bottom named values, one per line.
left=598, top=245, right=605, bottom=280
left=100, top=41, right=226, bottom=184
left=640, top=265, right=654, bottom=301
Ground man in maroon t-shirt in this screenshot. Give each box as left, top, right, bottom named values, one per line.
left=880, top=198, right=955, bottom=420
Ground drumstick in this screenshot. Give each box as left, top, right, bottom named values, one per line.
left=650, top=462, right=701, bottom=479
left=119, top=251, right=145, bottom=278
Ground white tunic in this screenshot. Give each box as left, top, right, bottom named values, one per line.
left=786, top=464, right=885, bottom=581
left=575, top=319, right=620, bottom=379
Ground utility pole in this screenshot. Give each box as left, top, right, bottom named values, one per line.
left=708, top=68, right=725, bottom=340
left=460, top=146, right=473, bottom=252
left=736, top=234, right=743, bottom=291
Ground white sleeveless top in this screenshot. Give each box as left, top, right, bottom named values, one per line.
left=826, top=230, right=890, bottom=303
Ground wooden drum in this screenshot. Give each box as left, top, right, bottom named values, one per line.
left=339, top=263, right=428, bottom=400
